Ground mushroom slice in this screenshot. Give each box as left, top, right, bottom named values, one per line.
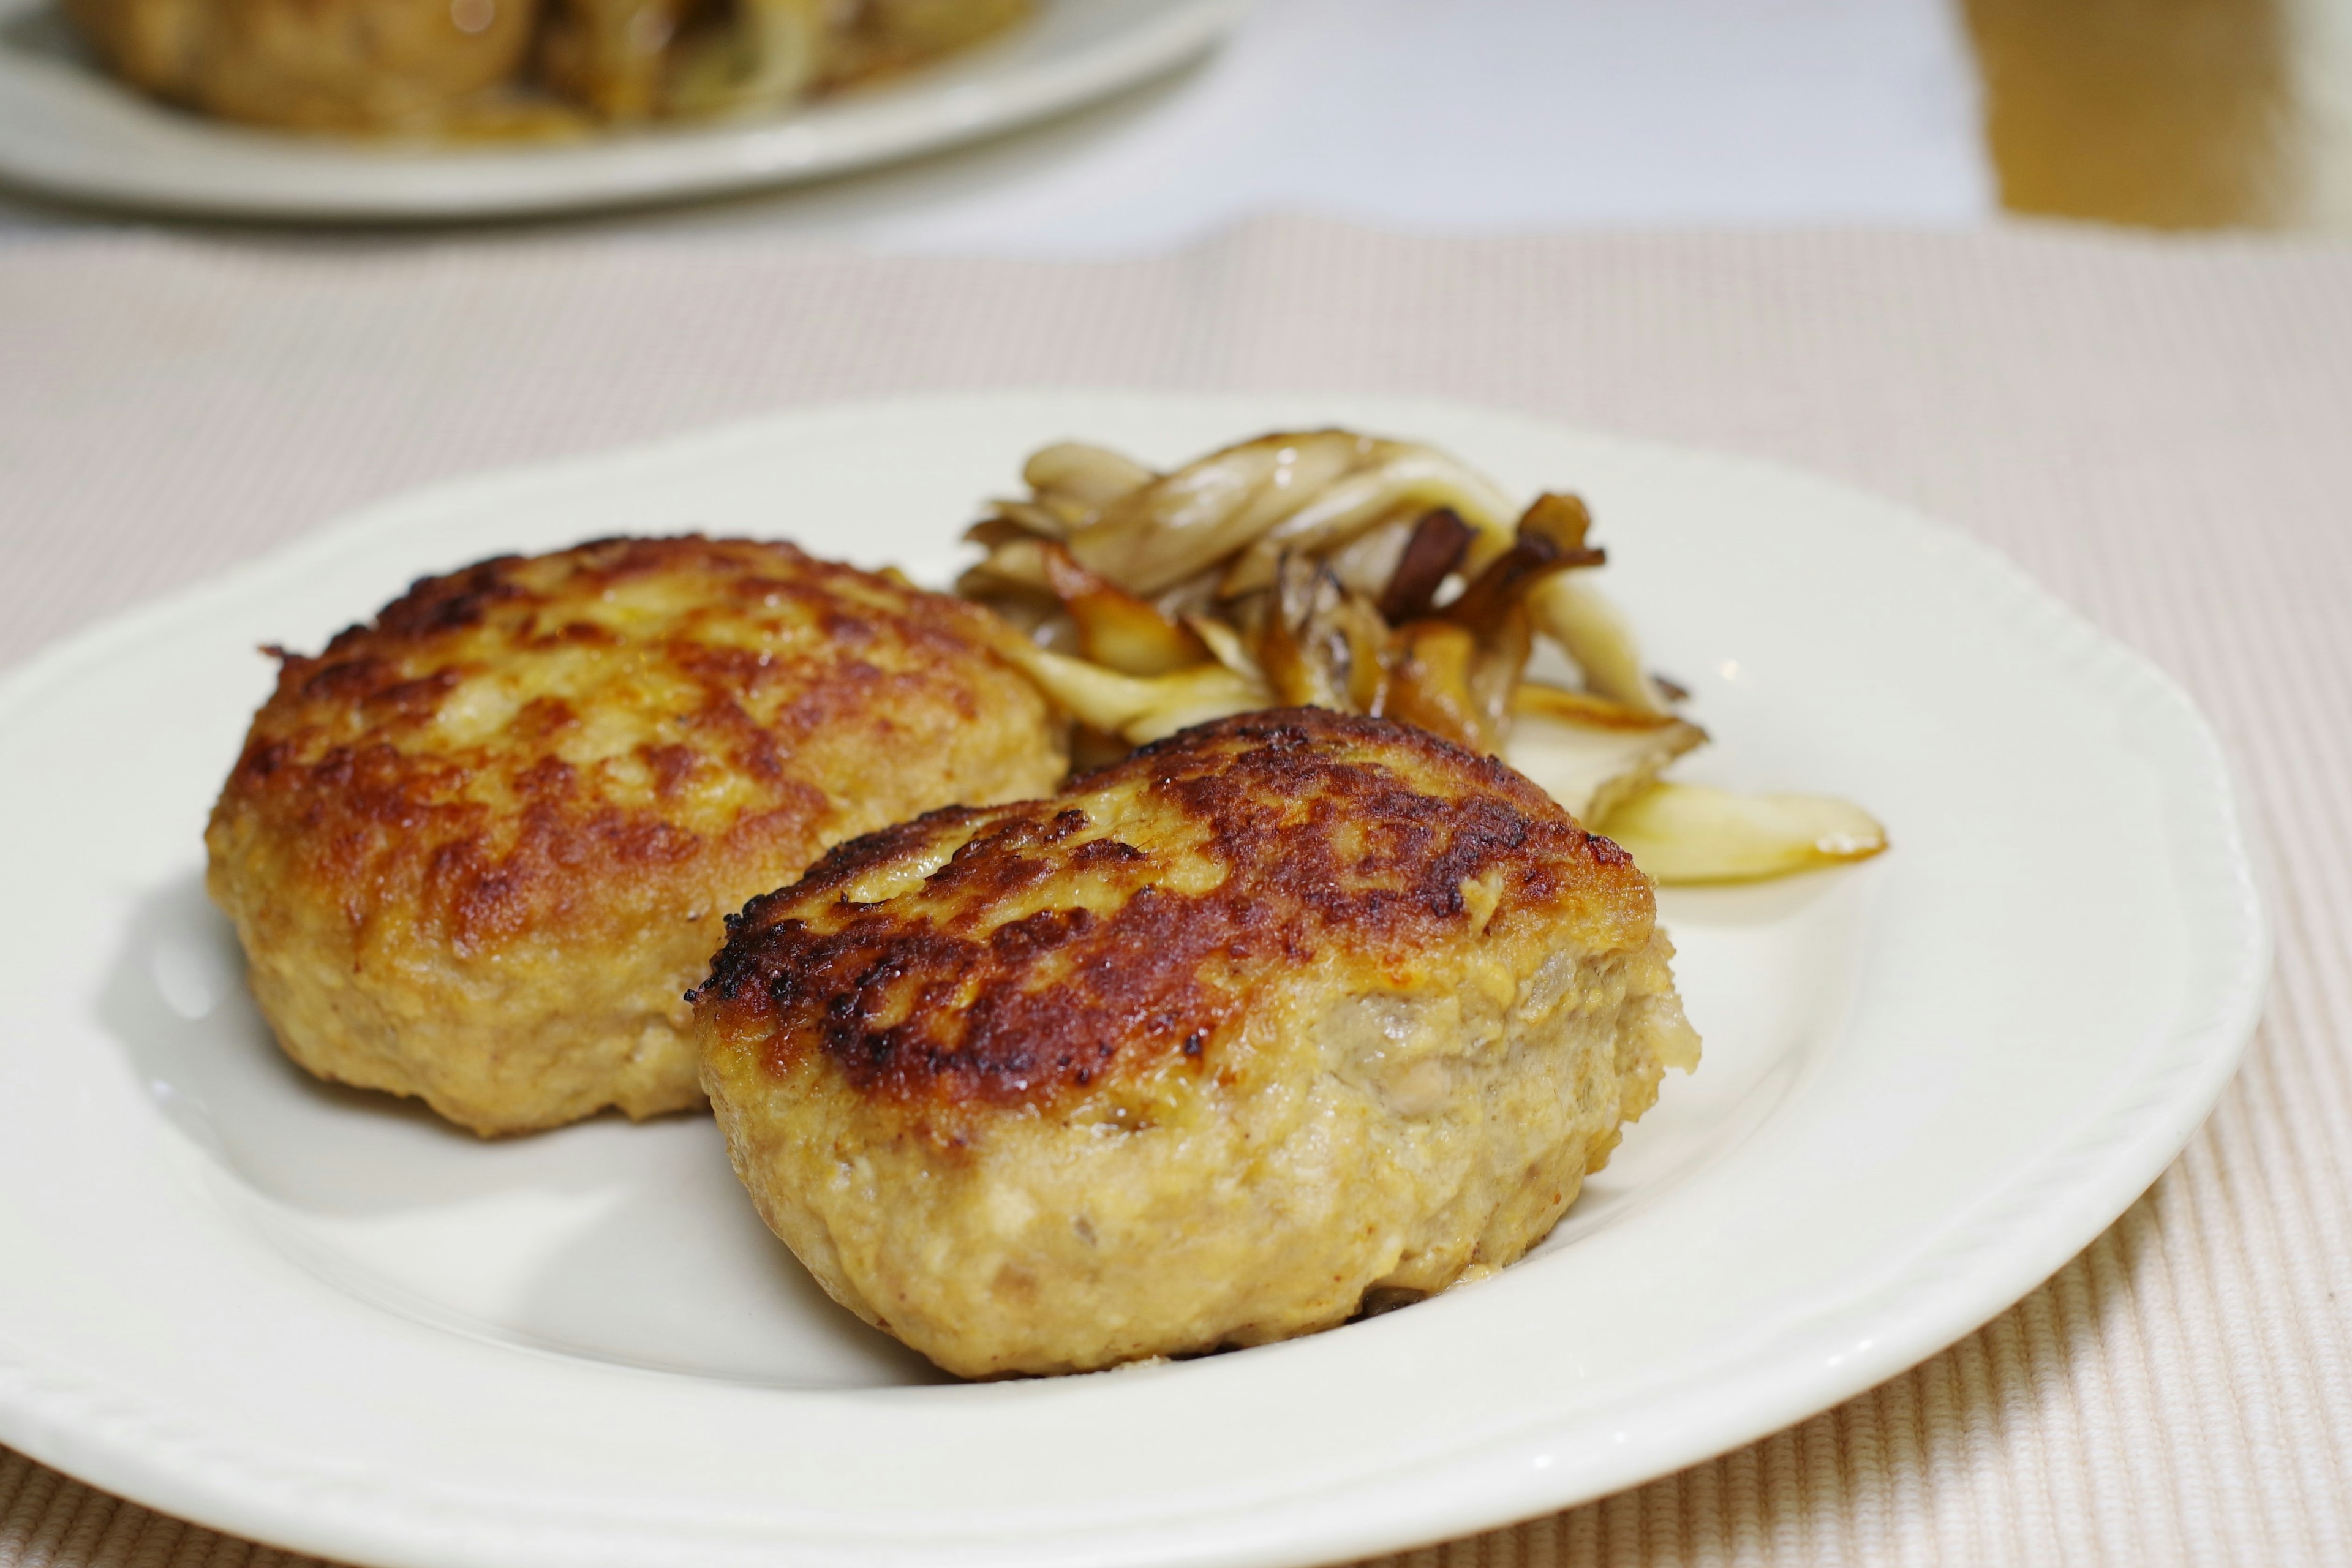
left=972, top=499, right=1074, bottom=541
left=992, top=640, right=1267, bottom=747
left=1442, top=530, right=1604, bottom=638
left=1039, top=543, right=1208, bottom=676
left=1528, top=575, right=1669, bottom=715
left=1333, top=592, right=1390, bottom=712
left=1375, top=508, right=1477, bottom=624
left=1467, top=604, right=1534, bottom=742
left=1515, top=491, right=1595, bottom=554
left=1322, top=513, right=1418, bottom=598
left=1024, top=442, right=1157, bottom=513
left=965, top=514, right=1054, bottom=551
left=957, top=536, right=1055, bottom=598
left=1593, top=783, right=1888, bottom=884
left=1218, top=447, right=1522, bottom=598
left=1068, top=431, right=1371, bottom=597
left=1502, top=709, right=1706, bottom=824
left=1257, top=554, right=1361, bottom=709
left=1380, top=620, right=1493, bottom=753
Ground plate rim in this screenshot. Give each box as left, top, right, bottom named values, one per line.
left=0, top=390, right=2272, bottom=1568
left=0, top=0, right=1250, bottom=220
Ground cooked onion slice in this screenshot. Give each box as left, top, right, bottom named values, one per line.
left=1382, top=621, right=1493, bottom=754
left=1503, top=709, right=1705, bottom=823
left=1039, top=544, right=1207, bottom=676
left=1182, top=614, right=1262, bottom=680
left=991, top=639, right=1267, bottom=747
left=1528, top=575, right=1667, bottom=715
left=1593, top=783, right=1888, bottom=883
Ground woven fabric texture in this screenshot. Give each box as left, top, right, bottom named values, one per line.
left=2, top=221, right=2348, bottom=1567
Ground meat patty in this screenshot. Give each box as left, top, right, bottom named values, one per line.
left=695, top=707, right=1699, bottom=1377
left=206, top=536, right=1064, bottom=1136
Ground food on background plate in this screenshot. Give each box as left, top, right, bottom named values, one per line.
left=956, top=429, right=1887, bottom=882
left=61, top=0, right=1028, bottom=135
left=694, top=709, right=1699, bottom=1378
left=206, top=536, right=1063, bottom=1136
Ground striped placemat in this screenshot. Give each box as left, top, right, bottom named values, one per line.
left=3, top=219, right=2347, bottom=1566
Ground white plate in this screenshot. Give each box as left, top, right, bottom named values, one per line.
left=0, top=0, right=1244, bottom=219
left=0, top=393, right=2266, bottom=1568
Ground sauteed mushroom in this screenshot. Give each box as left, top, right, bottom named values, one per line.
left=959, top=429, right=1886, bottom=883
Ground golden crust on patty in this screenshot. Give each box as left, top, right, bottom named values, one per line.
left=206, top=536, right=1065, bottom=1136
left=697, top=707, right=1698, bottom=1376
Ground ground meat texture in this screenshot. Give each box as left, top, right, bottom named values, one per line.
left=695, top=707, right=1698, bottom=1377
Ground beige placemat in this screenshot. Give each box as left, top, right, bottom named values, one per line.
left=2, top=219, right=2348, bottom=1567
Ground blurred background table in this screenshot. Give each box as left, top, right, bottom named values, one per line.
left=4, top=0, right=2350, bottom=241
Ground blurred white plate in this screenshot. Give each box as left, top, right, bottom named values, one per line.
left=0, top=0, right=1244, bottom=219
left=0, top=393, right=2266, bottom=1567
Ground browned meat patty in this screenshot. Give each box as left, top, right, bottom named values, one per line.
left=696, top=707, right=1698, bottom=1377
left=206, top=535, right=1064, bottom=1136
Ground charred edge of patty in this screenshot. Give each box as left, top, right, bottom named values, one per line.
left=695, top=708, right=1645, bottom=1110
